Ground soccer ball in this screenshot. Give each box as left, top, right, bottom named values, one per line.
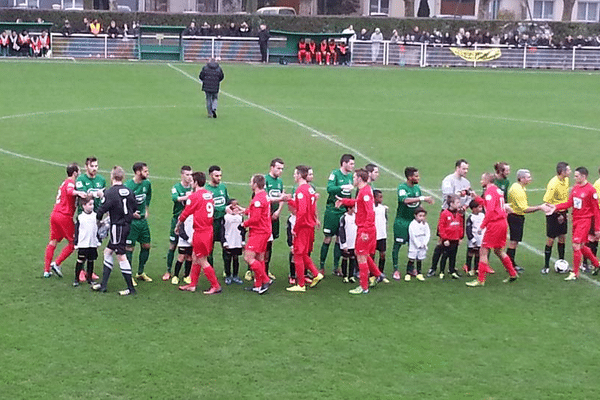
left=554, top=259, right=569, bottom=274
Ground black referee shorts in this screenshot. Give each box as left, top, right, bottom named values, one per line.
left=508, top=213, right=525, bottom=243
left=546, top=211, right=568, bottom=239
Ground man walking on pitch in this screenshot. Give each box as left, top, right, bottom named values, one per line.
left=92, top=166, right=138, bottom=296
left=199, top=58, right=224, bottom=118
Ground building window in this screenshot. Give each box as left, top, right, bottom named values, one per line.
left=145, top=0, right=167, bottom=11
left=197, top=0, right=218, bottom=12
left=490, top=0, right=500, bottom=19
left=577, top=2, right=598, bottom=21
left=533, top=0, right=554, bottom=19
left=370, top=0, right=389, bottom=14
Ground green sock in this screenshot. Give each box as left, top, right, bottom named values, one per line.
left=138, top=248, right=150, bottom=275
left=392, top=242, right=401, bottom=270
left=319, top=242, right=331, bottom=268
left=166, top=249, right=175, bottom=273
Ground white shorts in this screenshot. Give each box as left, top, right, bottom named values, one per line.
left=408, top=247, right=427, bottom=261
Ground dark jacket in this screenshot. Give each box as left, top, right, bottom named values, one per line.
left=199, top=61, right=224, bottom=93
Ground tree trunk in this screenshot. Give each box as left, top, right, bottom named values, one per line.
left=478, top=0, right=491, bottom=19
left=561, top=0, right=575, bottom=21
left=405, top=0, right=415, bottom=17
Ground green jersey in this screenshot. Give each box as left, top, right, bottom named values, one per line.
left=326, top=169, right=353, bottom=211
left=171, top=182, right=192, bottom=218
left=395, top=182, right=423, bottom=221
left=75, top=173, right=106, bottom=211
left=125, top=178, right=152, bottom=217
left=265, top=173, right=283, bottom=215
left=206, top=183, right=229, bottom=219
left=494, top=178, right=510, bottom=202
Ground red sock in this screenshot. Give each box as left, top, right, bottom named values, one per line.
left=190, top=264, right=201, bottom=287
left=359, top=262, right=369, bottom=290
left=367, top=256, right=381, bottom=277
left=477, top=261, right=488, bottom=282
left=55, top=242, right=74, bottom=266
left=250, top=260, right=265, bottom=288
left=501, top=255, right=517, bottom=277
left=581, top=245, right=599, bottom=268
left=573, top=248, right=582, bottom=276
left=44, top=243, right=56, bottom=272
left=203, top=265, right=220, bottom=289
left=293, top=254, right=305, bottom=287
left=304, top=255, right=320, bottom=278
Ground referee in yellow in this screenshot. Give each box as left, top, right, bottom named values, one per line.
left=541, top=162, right=571, bottom=274
left=507, top=169, right=551, bottom=273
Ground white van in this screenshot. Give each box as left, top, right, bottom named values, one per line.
left=256, top=6, right=296, bottom=15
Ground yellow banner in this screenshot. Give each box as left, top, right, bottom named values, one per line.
left=450, top=47, right=502, bottom=62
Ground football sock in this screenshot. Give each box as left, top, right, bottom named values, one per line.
left=319, top=242, right=330, bottom=268
left=289, top=252, right=295, bottom=278
left=558, top=243, right=566, bottom=260
left=358, top=262, right=369, bottom=290
left=86, top=260, right=94, bottom=282
left=581, top=245, right=599, bottom=268
left=501, top=255, right=517, bottom=277
left=119, top=259, right=134, bottom=291
left=138, top=248, right=150, bottom=274
left=378, top=254, right=385, bottom=272
left=184, top=260, right=192, bottom=277
left=474, top=254, right=480, bottom=271
left=431, top=244, right=443, bottom=272
left=544, top=245, right=552, bottom=268
left=349, top=258, right=358, bottom=277
left=232, top=255, right=240, bottom=277
left=341, top=258, right=348, bottom=278
left=406, top=259, right=415, bottom=273
left=591, top=242, right=599, bottom=257
left=100, top=262, right=113, bottom=289
left=44, top=243, right=56, bottom=272
left=367, top=256, right=380, bottom=277
left=166, top=249, right=175, bottom=273
left=573, top=249, right=582, bottom=275
left=477, top=261, right=488, bottom=282
left=333, top=242, right=342, bottom=269
left=392, top=241, right=401, bottom=270
left=173, top=261, right=183, bottom=277
left=466, top=252, right=473, bottom=269
left=250, top=260, right=265, bottom=287
left=74, top=258, right=84, bottom=282
left=190, top=264, right=201, bottom=287
left=293, top=254, right=305, bottom=287
left=203, top=265, right=220, bottom=288
left=416, top=260, right=422, bottom=274
left=223, top=251, right=232, bottom=277
left=506, top=248, right=516, bottom=266
left=304, top=254, right=320, bottom=277
left=56, top=242, right=75, bottom=266
left=122, top=272, right=135, bottom=292
left=265, top=241, right=273, bottom=274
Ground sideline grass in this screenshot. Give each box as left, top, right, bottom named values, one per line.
left=1, top=60, right=599, bottom=399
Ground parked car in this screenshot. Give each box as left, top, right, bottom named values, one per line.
left=256, top=6, right=296, bottom=15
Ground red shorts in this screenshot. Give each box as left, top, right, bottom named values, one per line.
left=193, top=231, right=213, bottom=258
left=355, top=228, right=376, bottom=256
left=572, top=218, right=592, bottom=244
left=49, top=212, right=74, bottom=242
left=293, top=227, right=314, bottom=255
left=482, top=219, right=507, bottom=249
left=246, top=232, right=270, bottom=254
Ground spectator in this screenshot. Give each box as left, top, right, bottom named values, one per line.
left=411, top=26, right=422, bottom=42
left=358, top=28, right=368, bottom=41
left=131, top=21, right=140, bottom=38
left=61, top=19, right=72, bottom=37
left=90, top=19, right=101, bottom=36
left=342, top=24, right=356, bottom=43
left=200, top=21, right=211, bottom=36
left=9, top=30, right=19, bottom=56
left=491, top=34, right=501, bottom=45
left=82, top=17, right=91, bottom=34
left=39, top=29, right=50, bottom=56
left=30, top=35, right=41, bottom=57
left=483, top=31, right=492, bottom=44
left=443, top=32, right=453, bottom=45
left=337, top=40, right=350, bottom=65
left=18, top=30, right=31, bottom=57
left=390, top=29, right=400, bottom=43
left=0, top=30, right=9, bottom=57
left=464, top=31, right=473, bottom=47
left=183, top=21, right=199, bottom=36
left=227, top=22, right=238, bottom=37
left=37, top=17, right=44, bottom=23
left=238, top=21, right=250, bottom=37
left=213, top=23, right=223, bottom=60
left=370, top=27, right=383, bottom=63
left=258, top=24, right=269, bottom=63
left=107, top=20, right=119, bottom=39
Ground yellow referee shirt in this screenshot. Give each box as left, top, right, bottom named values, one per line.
left=594, top=178, right=600, bottom=209
left=543, top=176, right=570, bottom=205
left=508, top=182, right=528, bottom=216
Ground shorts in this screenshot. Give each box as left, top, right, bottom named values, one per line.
left=546, top=211, right=568, bottom=238
left=213, top=217, right=224, bottom=244
left=126, top=219, right=151, bottom=246
left=178, top=246, right=193, bottom=256
left=408, top=247, right=427, bottom=261
left=225, top=247, right=243, bottom=256
left=323, top=209, right=343, bottom=236
left=355, top=228, right=377, bottom=256
left=376, top=238, right=387, bottom=252
left=271, top=218, right=280, bottom=240
left=507, top=213, right=525, bottom=243
left=169, top=217, right=178, bottom=245
left=481, top=219, right=507, bottom=249
left=77, top=247, right=98, bottom=261
left=393, top=218, right=410, bottom=244
left=246, top=232, right=270, bottom=254
left=293, top=227, right=315, bottom=256
left=108, top=224, right=130, bottom=255
left=49, top=212, right=75, bottom=242
left=572, top=218, right=593, bottom=244
left=193, top=231, right=214, bottom=258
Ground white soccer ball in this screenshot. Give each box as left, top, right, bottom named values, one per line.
left=554, top=259, right=569, bottom=274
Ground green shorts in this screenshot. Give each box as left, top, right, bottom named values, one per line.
left=393, top=218, right=410, bottom=244
left=323, top=209, right=343, bottom=237
left=271, top=218, right=280, bottom=240
left=169, top=217, right=178, bottom=245
left=127, top=218, right=151, bottom=246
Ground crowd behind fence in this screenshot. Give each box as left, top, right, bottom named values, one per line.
left=23, top=33, right=600, bottom=70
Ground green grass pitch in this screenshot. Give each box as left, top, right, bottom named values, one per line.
left=1, top=59, right=600, bottom=399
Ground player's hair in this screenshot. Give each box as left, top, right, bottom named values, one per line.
left=111, top=166, right=125, bottom=182
left=132, top=162, right=147, bottom=173
left=494, top=161, right=509, bottom=174
left=79, top=195, right=94, bottom=207
left=469, top=199, right=482, bottom=210
left=575, top=166, right=589, bottom=177
left=252, top=174, right=266, bottom=189
left=192, top=171, right=206, bottom=187
left=355, top=168, right=369, bottom=183
left=180, top=165, right=192, bottom=173
left=226, top=198, right=236, bottom=205
left=482, top=172, right=495, bottom=184
left=66, top=163, right=79, bottom=177
left=365, top=163, right=377, bottom=173
left=455, top=159, right=468, bottom=168
left=516, top=169, right=530, bottom=181
left=404, top=167, right=418, bottom=179
left=414, top=207, right=427, bottom=216
left=556, top=162, right=569, bottom=175
left=208, top=165, right=221, bottom=174
left=340, top=154, right=355, bottom=166
left=446, top=194, right=460, bottom=206
left=85, top=156, right=98, bottom=166
left=295, top=165, right=310, bottom=180
left=373, top=189, right=382, bottom=197
left=270, top=158, right=284, bottom=167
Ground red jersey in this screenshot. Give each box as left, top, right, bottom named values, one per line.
left=52, top=177, right=77, bottom=217
left=438, top=209, right=464, bottom=240
left=179, top=187, right=214, bottom=232
left=556, top=182, right=600, bottom=230
left=341, top=185, right=375, bottom=230
left=290, top=183, right=317, bottom=231
left=0, top=34, right=9, bottom=46
left=319, top=42, right=327, bottom=53
left=298, top=41, right=307, bottom=50
left=243, top=190, right=272, bottom=235
left=308, top=42, right=316, bottom=53
left=479, top=184, right=506, bottom=230
left=39, top=34, right=50, bottom=48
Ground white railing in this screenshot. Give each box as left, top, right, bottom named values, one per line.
left=46, top=33, right=600, bottom=70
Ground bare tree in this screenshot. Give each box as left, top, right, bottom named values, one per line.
left=405, top=0, right=414, bottom=17
left=561, top=0, right=575, bottom=21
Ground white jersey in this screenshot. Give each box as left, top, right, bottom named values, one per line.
left=223, top=213, right=244, bottom=249
left=374, top=204, right=387, bottom=240
left=466, top=212, right=485, bottom=248
left=177, top=215, right=193, bottom=248
left=408, top=220, right=430, bottom=260
left=441, top=173, right=471, bottom=209
left=339, top=213, right=357, bottom=251
left=75, top=211, right=100, bottom=249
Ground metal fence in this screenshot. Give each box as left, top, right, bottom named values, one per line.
left=45, top=33, right=600, bottom=70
